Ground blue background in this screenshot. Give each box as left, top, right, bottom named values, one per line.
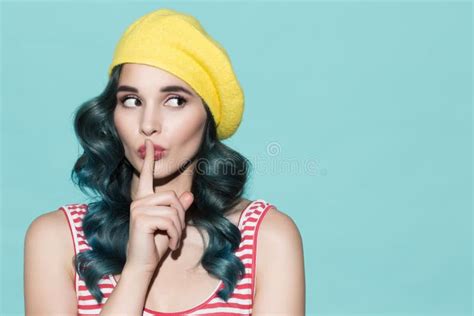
left=1, top=1, right=471, bottom=315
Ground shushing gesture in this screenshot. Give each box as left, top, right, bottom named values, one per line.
left=125, top=139, right=194, bottom=274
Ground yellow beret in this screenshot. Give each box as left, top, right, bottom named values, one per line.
left=108, top=8, right=244, bottom=140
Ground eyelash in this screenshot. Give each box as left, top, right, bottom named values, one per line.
left=119, top=94, right=187, bottom=108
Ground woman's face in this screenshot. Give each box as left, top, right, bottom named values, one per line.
left=113, top=63, right=207, bottom=178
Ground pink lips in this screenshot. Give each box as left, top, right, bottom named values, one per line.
left=137, top=142, right=166, bottom=160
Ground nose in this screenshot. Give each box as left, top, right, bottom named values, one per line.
left=139, top=105, right=162, bottom=136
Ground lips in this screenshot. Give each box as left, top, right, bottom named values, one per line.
left=137, top=142, right=166, bottom=160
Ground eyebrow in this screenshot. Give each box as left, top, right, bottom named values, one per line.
left=116, top=85, right=194, bottom=97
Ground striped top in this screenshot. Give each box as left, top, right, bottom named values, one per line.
left=60, top=199, right=274, bottom=315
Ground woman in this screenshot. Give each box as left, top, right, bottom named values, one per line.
left=24, top=8, right=305, bottom=315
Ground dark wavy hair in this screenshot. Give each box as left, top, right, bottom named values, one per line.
left=70, top=63, right=252, bottom=304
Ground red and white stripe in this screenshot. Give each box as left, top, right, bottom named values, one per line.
left=61, top=199, right=273, bottom=315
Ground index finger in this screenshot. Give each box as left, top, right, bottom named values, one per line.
left=136, top=139, right=155, bottom=200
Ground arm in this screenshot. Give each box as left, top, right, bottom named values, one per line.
left=24, top=210, right=78, bottom=315
left=252, top=207, right=306, bottom=316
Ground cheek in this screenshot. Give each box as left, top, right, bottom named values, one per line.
left=166, top=112, right=206, bottom=145
left=113, top=115, right=123, bottom=138
left=113, top=111, right=133, bottom=145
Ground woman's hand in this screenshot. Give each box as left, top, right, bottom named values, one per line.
left=125, top=139, right=194, bottom=273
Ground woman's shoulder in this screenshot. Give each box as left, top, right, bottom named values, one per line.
left=252, top=201, right=304, bottom=307
left=25, top=207, right=78, bottom=283
left=236, top=198, right=299, bottom=236
left=26, top=207, right=72, bottom=234
left=262, top=205, right=299, bottom=231
left=26, top=207, right=78, bottom=251
left=255, top=201, right=303, bottom=251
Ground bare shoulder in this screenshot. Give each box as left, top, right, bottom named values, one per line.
left=26, top=208, right=72, bottom=245
left=259, top=205, right=303, bottom=244
left=253, top=205, right=305, bottom=315
left=27, top=208, right=68, bottom=228
left=24, top=208, right=78, bottom=314
left=25, top=208, right=76, bottom=282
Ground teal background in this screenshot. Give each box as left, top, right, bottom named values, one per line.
left=1, top=1, right=471, bottom=315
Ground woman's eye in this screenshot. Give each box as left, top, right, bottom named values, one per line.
left=118, top=95, right=187, bottom=108
left=165, top=96, right=187, bottom=108
left=120, top=95, right=141, bottom=108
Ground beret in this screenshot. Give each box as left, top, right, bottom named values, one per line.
left=108, top=8, right=244, bottom=140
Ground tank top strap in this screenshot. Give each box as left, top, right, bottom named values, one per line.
left=60, top=203, right=90, bottom=300
left=237, top=199, right=275, bottom=299
left=60, top=203, right=91, bottom=255
left=238, top=199, right=274, bottom=232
